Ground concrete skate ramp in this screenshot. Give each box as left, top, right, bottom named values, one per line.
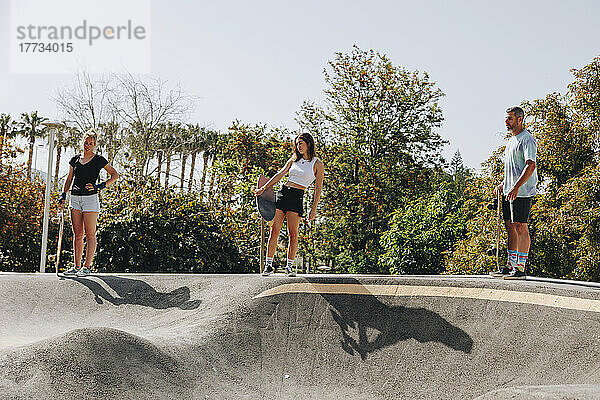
left=2, top=273, right=600, bottom=399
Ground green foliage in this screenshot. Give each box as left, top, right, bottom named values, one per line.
left=297, top=45, right=447, bottom=273
left=95, top=180, right=248, bottom=273
left=444, top=152, right=504, bottom=275
left=0, top=163, right=59, bottom=271
left=531, top=164, right=600, bottom=281
left=523, top=93, right=595, bottom=193
left=381, top=179, right=468, bottom=275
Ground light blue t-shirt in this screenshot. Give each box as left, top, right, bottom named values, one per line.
left=503, top=129, right=538, bottom=197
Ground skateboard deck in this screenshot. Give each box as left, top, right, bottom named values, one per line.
left=487, top=191, right=501, bottom=275
left=49, top=205, right=65, bottom=276
left=256, top=175, right=276, bottom=221
left=503, top=274, right=527, bottom=280
left=488, top=273, right=527, bottom=280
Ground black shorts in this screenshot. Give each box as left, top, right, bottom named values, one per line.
left=502, top=196, right=533, bottom=223
left=275, top=185, right=305, bottom=217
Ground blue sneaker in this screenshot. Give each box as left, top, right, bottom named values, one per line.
left=76, top=267, right=91, bottom=277
left=63, top=266, right=80, bottom=276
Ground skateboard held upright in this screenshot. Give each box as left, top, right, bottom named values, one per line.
left=256, top=175, right=276, bottom=222
left=48, top=202, right=66, bottom=276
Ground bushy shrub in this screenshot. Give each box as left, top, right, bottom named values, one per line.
left=95, top=180, right=249, bottom=273
left=0, top=165, right=60, bottom=272
left=381, top=181, right=468, bottom=275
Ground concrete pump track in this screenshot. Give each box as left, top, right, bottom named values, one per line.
left=2, top=273, right=600, bottom=399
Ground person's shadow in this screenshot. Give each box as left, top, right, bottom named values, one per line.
left=65, top=275, right=201, bottom=310
left=304, top=277, right=473, bottom=360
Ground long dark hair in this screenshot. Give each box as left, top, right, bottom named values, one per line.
left=292, top=132, right=316, bottom=162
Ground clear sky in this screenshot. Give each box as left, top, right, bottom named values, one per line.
left=1, top=0, right=599, bottom=171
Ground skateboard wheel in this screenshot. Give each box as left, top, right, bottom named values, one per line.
left=48, top=254, right=56, bottom=262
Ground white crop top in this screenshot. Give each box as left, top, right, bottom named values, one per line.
left=287, top=157, right=318, bottom=188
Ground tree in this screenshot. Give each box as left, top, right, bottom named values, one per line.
left=53, top=67, right=112, bottom=132
left=108, top=72, right=194, bottom=181
left=444, top=149, right=504, bottom=275
left=187, top=124, right=205, bottom=191
left=380, top=179, right=468, bottom=275
left=98, top=120, right=122, bottom=165
left=296, top=45, right=446, bottom=273
left=18, top=111, right=48, bottom=180
left=0, top=114, right=17, bottom=166
left=523, top=93, right=595, bottom=195
left=200, top=129, right=220, bottom=200
left=178, top=124, right=191, bottom=190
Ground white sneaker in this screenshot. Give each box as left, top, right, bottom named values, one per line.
left=285, top=265, right=296, bottom=277
left=76, top=267, right=91, bottom=277
left=63, top=266, right=80, bottom=276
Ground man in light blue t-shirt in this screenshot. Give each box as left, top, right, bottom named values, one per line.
left=492, top=106, right=538, bottom=278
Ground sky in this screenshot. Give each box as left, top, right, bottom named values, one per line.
left=1, top=0, right=599, bottom=172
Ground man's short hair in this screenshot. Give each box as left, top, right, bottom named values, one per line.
left=506, top=106, right=524, bottom=119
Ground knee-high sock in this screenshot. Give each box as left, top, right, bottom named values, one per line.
left=507, top=249, right=518, bottom=269
left=516, top=252, right=528, bottom=272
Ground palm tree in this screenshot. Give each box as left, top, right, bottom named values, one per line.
left=178, top=124, right=192, bottom=190
left=19, top=112, right=48, bottom=180
left=187, top=124, right=206, bottom=192
left=200, top=129, right=219, bottom=200
left=0, top=113, right=17, bottom=166
left=53, top=125, right=81, bottom=190
left=207, top=131, right=224, bottom=201
left=163, top=122, right=179, bottom=188
left=154, top=123, right=167, bottom=184
left=98, top=120, right=120, bottom=165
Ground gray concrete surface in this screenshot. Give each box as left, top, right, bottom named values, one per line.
left=1, top=273, right=600, bottom=399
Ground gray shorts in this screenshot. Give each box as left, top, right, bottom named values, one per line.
left=70, top=194, right=100, bottom=212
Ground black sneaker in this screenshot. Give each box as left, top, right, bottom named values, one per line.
left=285, top=265, right=296, bottom=277
left=504, top=269, right=526, bottom=279
left=262, top=264, right=274, bottom=276
left=490, top=267, right=510, bottom=277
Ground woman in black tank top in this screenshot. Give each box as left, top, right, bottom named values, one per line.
left=58, top=132, right=119, bottom=276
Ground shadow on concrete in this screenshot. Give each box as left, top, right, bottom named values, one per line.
left=304, top=276, right=473, bottom=360
left=65, top=275, right=201, bottom=310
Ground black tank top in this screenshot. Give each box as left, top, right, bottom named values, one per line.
left=69, top=154, right=108, bottom=196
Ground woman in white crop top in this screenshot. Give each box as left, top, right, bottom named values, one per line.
left=255, top=133, right=325, bottom=276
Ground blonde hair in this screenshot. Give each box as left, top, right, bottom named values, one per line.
left=82, top=129, right=98, bottom=146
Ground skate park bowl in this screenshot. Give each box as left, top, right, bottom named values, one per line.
left=2, top=273, right=600, bottom=399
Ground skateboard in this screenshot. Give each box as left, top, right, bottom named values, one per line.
left=487, top=191, right=502, bottom=274
left=503, top=273, right=527, bottom=280
left=256, top=175, right=276, bottom=222
left=48, top=203, right=66, bottom=276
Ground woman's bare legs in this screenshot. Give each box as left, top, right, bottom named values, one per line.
left=266, top=209, right=286, bottom=258
left=82, top=211, right=99, bottom=268
left=71, top=209, right=84, bottom=267
left=285, top=211, right=301, bottom=261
